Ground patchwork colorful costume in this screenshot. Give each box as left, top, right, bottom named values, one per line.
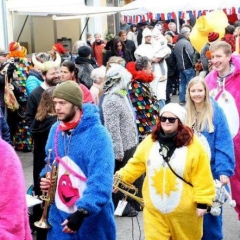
left=117, top=135, right=215, bottom=240
left=126, top=62, right=160, bottom=142
left=206, top=54, right=240, bottom=220
left=8, top=46, right=32, bottom=151
left=194, top=99, right=235, bottom=240
left=44, top=103, right=116, bottom=240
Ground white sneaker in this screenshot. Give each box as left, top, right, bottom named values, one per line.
left=159, top=75, right=167, bottom=82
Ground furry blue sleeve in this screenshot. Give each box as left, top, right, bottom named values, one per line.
left=74, top=125, right=115, bottom=215
left=203, top=100, right=235, bottom=178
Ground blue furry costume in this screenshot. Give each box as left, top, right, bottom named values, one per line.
left=44, top=103, right=116, bottom=240
left=200, top=100, right=235, bottom=240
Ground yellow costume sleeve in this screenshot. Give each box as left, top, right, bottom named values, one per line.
left=189, top=136, right=216, bottom=205
left=117, top=135, right=153, bottom=184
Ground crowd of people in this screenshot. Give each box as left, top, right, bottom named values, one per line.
left=0, top=16, right=240, bottom=240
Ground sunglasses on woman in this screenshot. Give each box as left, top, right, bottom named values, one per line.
left=160, top=116, right=178, bottom=123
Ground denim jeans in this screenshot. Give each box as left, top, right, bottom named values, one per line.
left=179, top=68, right=195, bottom=102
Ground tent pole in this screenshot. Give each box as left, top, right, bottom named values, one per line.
left=79, top=17, right=90, bottom=40
left=30, top=16, right=35, bottom=53
left=17, top=16, right=28, bottom=42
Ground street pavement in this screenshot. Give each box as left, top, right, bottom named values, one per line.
left=18, top=94, right=240, bottom=240
left=19, top=149, right=239, bottom=240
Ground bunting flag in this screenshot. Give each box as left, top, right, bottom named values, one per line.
left=123, top=7, right=240, bottom=24
left=142, top=15, right=146, bottom=22
left=148, top=12, right=153, bottom=20
left=197, top=10, right=202, bottom=18
left=171, top=12, right=176, bottom=19
left=166, top=13, right=171, bottom=20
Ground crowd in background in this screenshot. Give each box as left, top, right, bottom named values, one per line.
left=1, top=16, right=240, bottom=240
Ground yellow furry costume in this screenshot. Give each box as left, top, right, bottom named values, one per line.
left=117, top=135, right=215, bottom=240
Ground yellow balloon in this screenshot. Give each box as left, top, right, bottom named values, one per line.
left=190, top=10, right=229, bottom=53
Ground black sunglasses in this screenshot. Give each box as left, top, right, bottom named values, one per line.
left=160, top=116, right=178, bottom=123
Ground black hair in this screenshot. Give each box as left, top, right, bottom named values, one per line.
left=111, top=37, right=127, bottom=56
left=61, top=61, right=79, bottom=80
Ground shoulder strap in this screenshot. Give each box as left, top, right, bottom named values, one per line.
left=165, top=159, right=193, bottom=187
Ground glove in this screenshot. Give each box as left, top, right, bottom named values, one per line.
left=7, top=63, right=17, bottom=79
left=67, top=210, right=87, bottom=231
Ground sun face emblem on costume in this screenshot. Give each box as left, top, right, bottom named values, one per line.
left=151, top=167, right=178, bottom=198
left=58, top=173, right=80, bottom=207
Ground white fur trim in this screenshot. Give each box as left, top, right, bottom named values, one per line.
left=147, top=142, right=187, bottom=213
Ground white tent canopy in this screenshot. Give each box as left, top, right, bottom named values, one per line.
left=7, top=0, right=138, bottom=18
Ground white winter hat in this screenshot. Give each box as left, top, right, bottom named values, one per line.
left=142, top=28, right=153, bottom=38
left=160, top=103, right=186, bottom=124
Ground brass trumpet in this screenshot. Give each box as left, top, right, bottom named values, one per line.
left=34, top=149, right=58, bottom=229
left=113, top=174, right=144, bottom=208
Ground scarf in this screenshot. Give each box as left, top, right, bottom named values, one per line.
left=59, top=111, right=82, bottom=131
left=118, top=51, right=124, bottom=57
left=126, top=61, right=154, bottom=83
left=158, top=130, right=177, bottom=162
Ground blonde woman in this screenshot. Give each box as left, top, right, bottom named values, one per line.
left=186, top=76, right=235, bottom=240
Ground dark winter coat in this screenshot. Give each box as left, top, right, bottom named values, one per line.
left=31, top=115, right=57, bottom=195
left=174, top=34, right=195, bottom=71
left=25, top=85, right=45, bottom=128
left=165, top=44, right=178, bottom=77
left=123, top=39, right=136, bottom=61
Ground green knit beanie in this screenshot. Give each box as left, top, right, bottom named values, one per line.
left=53, top=81, right=83, bottom=109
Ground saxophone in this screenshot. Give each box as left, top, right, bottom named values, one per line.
left=34, top=149, right=58, bottom=229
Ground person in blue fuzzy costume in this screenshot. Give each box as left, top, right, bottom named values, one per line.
left=186, top=76, right=235, bottom=240
left=40, top=80, right=116, bottom=240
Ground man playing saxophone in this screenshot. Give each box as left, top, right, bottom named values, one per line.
left=40, top=81, right=116, bottom=239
